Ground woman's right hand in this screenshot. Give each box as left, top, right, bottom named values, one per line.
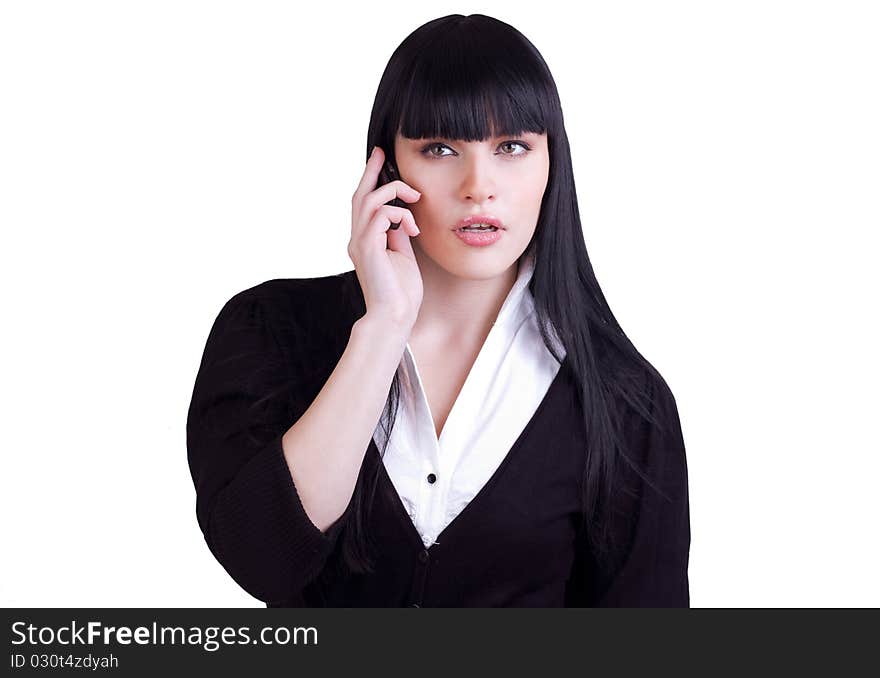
left=349, top=145, right=424, bottom=333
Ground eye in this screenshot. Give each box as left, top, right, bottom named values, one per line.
left=419, top=140, right=532, bottom=159
left=498, top=140, right=531, bottom=156
left=421, top=142, right=453, bottom=158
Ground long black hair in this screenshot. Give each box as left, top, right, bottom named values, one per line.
left=326, top=13, right=671, bottom=582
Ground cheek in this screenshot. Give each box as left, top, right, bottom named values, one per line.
left=407, top=198, right=441, bottom=231
left=519, top=173, right=548, bottom=208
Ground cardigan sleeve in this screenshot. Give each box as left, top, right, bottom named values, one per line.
left=186, top=289, right=348, bottom=604
left=568, top=371, right=691, bottom=607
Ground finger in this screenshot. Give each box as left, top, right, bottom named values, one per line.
left=353, top=146, right=385, bottom=202
left=364, top=181, right=421, bottom=216
left=370, top=204, right=420, bottom=238
left=386, top=219, right=416, bottom=257
left=354, top=186, right=420, bottom=239
left=384, top=212, right=418, bottom=257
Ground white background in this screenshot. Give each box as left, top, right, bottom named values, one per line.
left=1, top=1, right=878, bottom=607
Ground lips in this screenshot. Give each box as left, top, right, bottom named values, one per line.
left=453, top=215, right=505, bottom=231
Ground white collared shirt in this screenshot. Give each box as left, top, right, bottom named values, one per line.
left=372, top=251, right=567, bottom=548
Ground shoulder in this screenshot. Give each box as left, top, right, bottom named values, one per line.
left=217, top=270, right=363, bottom=335
left=606, top=344, right=681, bottom=430
left=627, top=360, right=687, bottom=491
left=605, top=350, right=685, bottom=469
left=208, top=270, right=364, bottom=372
left=226, top=270, right=359, bottom=316
left=625, top=358, right=679, bottom=425
left=643, top=363, right=682, bottom=440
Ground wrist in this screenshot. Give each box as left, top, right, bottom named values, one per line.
left=353, top=313, right=412, bottom=346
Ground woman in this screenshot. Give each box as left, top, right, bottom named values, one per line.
left=187, top=13, right=690, bottom=607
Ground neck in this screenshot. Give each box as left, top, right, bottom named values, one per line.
left=410, top=249, right=521, bottom=346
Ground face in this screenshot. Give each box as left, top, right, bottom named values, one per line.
left=393, top=130, right=550, bottom=280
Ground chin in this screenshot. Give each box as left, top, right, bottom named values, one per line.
left=436, top=251, right=520, bottom=281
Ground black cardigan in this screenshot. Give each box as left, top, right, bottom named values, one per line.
left=186, top=271, right=691, bottom=607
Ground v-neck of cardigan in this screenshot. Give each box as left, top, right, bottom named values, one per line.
left=369, top=352, right=571, bottom=553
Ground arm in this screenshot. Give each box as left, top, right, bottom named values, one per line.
left=567, top=372, right=691, bottom=607
left=186, top=288, right=407, bottom=604
left=281, top=313, right=409, bottom=534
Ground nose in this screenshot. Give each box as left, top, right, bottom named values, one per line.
left=459, top=154, right=496, bottom=204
